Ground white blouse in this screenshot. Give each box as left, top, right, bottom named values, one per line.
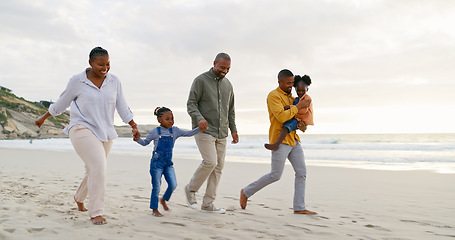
left=49, top=69, right=134, bottom=142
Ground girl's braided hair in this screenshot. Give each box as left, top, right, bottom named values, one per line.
left=294, top=75, right=312, bottom=87
left=154, top=107, right=171, bottom=118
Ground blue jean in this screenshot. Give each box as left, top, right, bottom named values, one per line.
left=283, top=118, right=299, bottom=133
left=149, top=127, right=177, bottom=210
left=149, top=155, right=177, bottom=209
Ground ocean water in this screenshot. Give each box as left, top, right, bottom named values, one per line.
left=1, top=133, right=455, bottom=173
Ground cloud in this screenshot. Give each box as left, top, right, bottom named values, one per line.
left=1, top=0, right=455, bottom=134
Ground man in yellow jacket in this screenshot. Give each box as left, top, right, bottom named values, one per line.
left=240, top=69, right=317, bottom=215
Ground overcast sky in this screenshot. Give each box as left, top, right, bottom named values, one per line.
left=1, top=0, right=454, bottom=135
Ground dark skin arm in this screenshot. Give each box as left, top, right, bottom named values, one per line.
left=297, top=120, right=307, bottom=133
left=36, top=112, right=140, bottom=139
left=283, top=95, right=310, bottom=132
left=35, top=112, right=52, bottom=128
left=231, top=131, right=239, bottom=144
left=130, top=120, right=141, bottom=140
left=284, top=95, right=311, bottom=110
left=198, top=118, right=238, bottom=144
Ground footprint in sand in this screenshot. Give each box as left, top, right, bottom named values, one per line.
left=161, top=221, right=186, bottom=227
left=36, top=213, right=48, bottom=217
left=3, top=228, right=15, bottom=233
left=27, top=227, right=45, bottom=233
left=130, top=195, right=149, bottom=203
left=224, top=206, right=236, bottom=211
left=223, top=196, right=237, bottom=200
left=284, top=224, right=311, bottom=232
left=210, top=236, right=232, bottom=240
left=303, top=223, right=329, bottom=228
left=236, top=211, right=254, bottom=216
left=364, top=224, right=390, bottom=232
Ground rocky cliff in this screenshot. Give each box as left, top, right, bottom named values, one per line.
left=0, top=86, right=154, bottom=140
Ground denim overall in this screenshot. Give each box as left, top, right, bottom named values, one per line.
left=283, top=97, right=300, bottom=132
left=149, top=127, right=177, bottom=210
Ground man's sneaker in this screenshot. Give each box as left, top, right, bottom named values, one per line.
left=185, top=185, right=198, bottom=209
left=200, top=204, right=226, bottom=214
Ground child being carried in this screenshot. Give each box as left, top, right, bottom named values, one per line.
left=265, top=75, right=314, bottom=150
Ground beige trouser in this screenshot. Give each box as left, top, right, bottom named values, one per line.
left=188, top=133, right=227, bottom=207
left=69, top=125, right=113, bottom=218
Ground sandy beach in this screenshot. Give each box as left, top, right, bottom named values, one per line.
left=1, top=147, right=454, bottom=240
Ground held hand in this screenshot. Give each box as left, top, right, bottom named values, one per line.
left=132, top=128, right=141, bottom=141
left=35, top=112, right=51, bottom=128
left=35, top=117, right=45, bottom=128
left=199, top=124, right=208, bottom=131
left=284, top=105, right=291, bottom=110
left=198, top=119, right=208, bottom=131
left=297, top=120, right=307, bottom=133
left=231, top=132, right=239, bottom=144
left=296, top=94, right=311, bottom=109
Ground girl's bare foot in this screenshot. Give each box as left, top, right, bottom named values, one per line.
left=90, top=216, right=107, bottom=225
left=160, top=198, right=169, bottom=211
left=152, top=209, right=163, bottom=217
left=74, top=197, right=87, bottom=212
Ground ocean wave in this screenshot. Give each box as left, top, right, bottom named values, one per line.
left=2, top=133, right=455, bottom=172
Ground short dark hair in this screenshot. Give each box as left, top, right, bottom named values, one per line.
left=89, top=47, right=109, bottom=61
left=154, top=106, right=171, bottom=118
left=278, top=69, right=293, bottom=80
left=215, top=53, right=231, bottom=62
left=294, top=75, right=312, bottom=87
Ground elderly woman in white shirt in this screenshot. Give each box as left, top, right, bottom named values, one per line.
left=35, top=47, right=139, bottom=225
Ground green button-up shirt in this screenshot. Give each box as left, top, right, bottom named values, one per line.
left=187, top=68, right=237, bottom=139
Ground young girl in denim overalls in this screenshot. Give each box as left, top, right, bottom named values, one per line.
left=134, top=107, right=206, bottom=217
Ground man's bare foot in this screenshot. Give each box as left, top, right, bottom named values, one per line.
left=90, top=216, right=107, bottom=225
left=74, top=197, right=87, bottom=212
left=240, top=189, right=248, bottom=209
left=152, top=209, right=163, bottom=217
left=294, top=210, right=317, bottom=215
left=264, top=143, right=278, bottom=150
left=160, top=198, right=169, bottom=211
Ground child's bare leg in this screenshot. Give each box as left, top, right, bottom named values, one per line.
left=74, top=197, right=87, bottom=212
left=152, top=209, right=163, bottom=217
left=265, top=128, right=289, bottom=150
left=160, top=198, right=169, bottom=211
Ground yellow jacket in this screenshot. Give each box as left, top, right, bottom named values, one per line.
left=267, top=87, right=300, bottom=146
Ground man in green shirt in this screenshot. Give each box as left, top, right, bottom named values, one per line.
left=185, top=53, right=239, bottom=213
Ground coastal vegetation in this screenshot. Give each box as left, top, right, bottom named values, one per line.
left=0, top=86, right=151, bottom=140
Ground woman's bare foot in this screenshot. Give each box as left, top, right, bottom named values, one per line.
left=152, top=209, right=163, bottom=217
left=294, top=210, right=317, bottom=215
left=160, top=198, right=169, bottom=211
left=90, top=216, right=107, bottom=225
left=74, top=197, right=87, bottom=212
